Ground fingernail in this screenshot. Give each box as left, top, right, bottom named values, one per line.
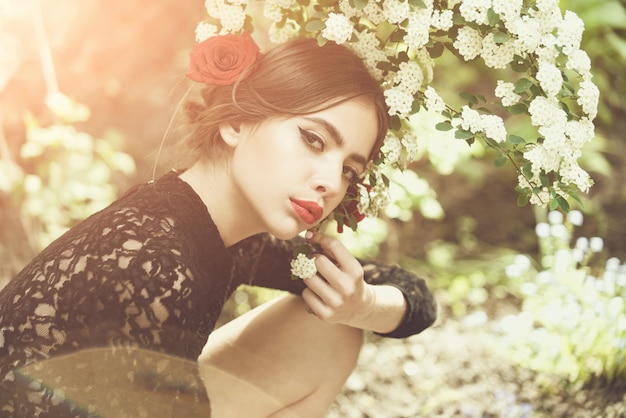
left=305, top=230, right=314, bottom=240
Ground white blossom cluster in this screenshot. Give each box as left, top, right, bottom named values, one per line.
left=195, top=0, right=599, bottom=218
left=356, top=163, right=391, bottom=218
left=290, top=253, right=317, bottom=280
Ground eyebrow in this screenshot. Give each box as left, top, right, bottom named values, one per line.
left=302, top=116, right=369, bottom=167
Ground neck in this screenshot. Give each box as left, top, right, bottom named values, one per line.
left=179, top=161, right=264, bottom=247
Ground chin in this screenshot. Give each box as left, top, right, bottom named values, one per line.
left=268, top=221, right=308, bottom=241
left=271, top=229, right=302, bottom=241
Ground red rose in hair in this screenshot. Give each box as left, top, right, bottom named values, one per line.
left=187, top=32, right=260, bottom=86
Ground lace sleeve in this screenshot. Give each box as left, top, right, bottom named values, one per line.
left=362, top=262, right=437, bottom=338
left=230, top=234, right=437, bottom=338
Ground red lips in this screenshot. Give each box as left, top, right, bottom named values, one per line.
left=290, top=199, right=323, bottom=224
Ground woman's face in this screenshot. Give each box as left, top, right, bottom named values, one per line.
left=221, top=98, right=379, bottom=240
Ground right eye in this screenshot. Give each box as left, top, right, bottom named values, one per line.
left=299, top=127, right=325, bottom=152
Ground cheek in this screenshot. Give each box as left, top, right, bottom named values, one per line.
left=326, top=188, right=349, bottom=214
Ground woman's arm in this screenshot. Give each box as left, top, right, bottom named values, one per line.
left=301, top=230, right=437, bottom=337
left=233, top=231, right=437, bottom=338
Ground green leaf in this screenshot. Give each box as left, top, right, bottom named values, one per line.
left=487, top=8, right=500, bottom=26
left=517, top=194, right=530, bottom=207
left=390, top=28, right=408, bottom=43
left=436, top=121, right=454, bottom=131
left=428, top=42, right=444, bottom=58
left=316, top=34, right=328, bottom=46
left=549, top=198, right=559, bottom=211
left=494, top=155, right=507, bottom=167
left=351, top=0, right=368, bottom=10
left=508, top=103, right=528, bottom=115
left=556, top=196, right=570, bottom=212
left=305, top=19, right=325, bottom=32
left=514, top=78, right=533, bottom=93
left=409, top=0, right=427, bottom=8
left=510, top=60, right=527, bottom=72
left=508, top=135, right=525, bottom=145
left=377, top=61, right=395, bottom=72
left=455, top=129, right=474, bottom=140
left=459, top=92, right=478, bottom=104
left=390, top=115, right=402, bottom=131
left=493, top=31, right=509, bottom=44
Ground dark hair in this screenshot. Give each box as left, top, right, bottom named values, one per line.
left=183, top=37, right=389, bottom=163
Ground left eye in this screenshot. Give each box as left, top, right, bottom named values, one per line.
left=299, top=128, right=324, bottom=151
left=342, top=166, right=360, bottom=183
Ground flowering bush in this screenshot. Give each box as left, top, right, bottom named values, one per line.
left=195, top=0, right=599, bottom=229
left=15, top=93, right=136, bottom=250
left=495, top=210, right=625, bottom=387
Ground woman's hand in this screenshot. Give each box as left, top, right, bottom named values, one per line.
left=301, top=230, right=407, bottom=334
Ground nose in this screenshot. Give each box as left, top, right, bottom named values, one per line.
left=312, top=160, right=343, bottom=197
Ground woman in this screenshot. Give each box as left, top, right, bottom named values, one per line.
left=0, top=34, right=436, bottom=417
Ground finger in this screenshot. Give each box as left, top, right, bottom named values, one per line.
left=301, top=288, right=333, bottom=320
left=302, top=273, right=343, bottom=307
left=306, top=231, right=361, bottom=273
left=312, top=255, right=356, bottom=298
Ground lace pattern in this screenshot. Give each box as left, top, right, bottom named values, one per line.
left=0, top=170, right=436, bottom=415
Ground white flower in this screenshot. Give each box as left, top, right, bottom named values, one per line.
left=415, top=48, right=434, bottom=83
left=405, top=9, right=431, bottom=51
left=382, top=0, right=411, bottom=25
left=424, top=86, right=446, bottom=113
left=566, top=49, right=592, bottom=74
left=263, top=3, right=282, bottom=22
left=214, top=3, right=247, bottom=33
left=589, top=237, right=604, bottom=253
left=481, top=33, right=516, bottom=69
left=577, top=79, right=599, bottom=119
left=195, top=22, right=218, bottom=42
left=394, top=61, right=424, bottom=95
left=381, top=133, right=402, bottom=165
left=528, top=96, right=567, bottom=128
left=454, top=26, right=483, bottom=61
left=264, top=0, right=296, bottom=22
left=356, top=183, right=371, bottom=215
left=480, top=114, right=507, bottom=143
left=509, top=16, right=542, bottom=55
left=529, top=187, right=550, bottom=207
left=269, top=20, right=300, bottom=44
left=431, top=9, right=454, bottom=31
left=290, top=253, right=317, bottom=280
left=367, top=181, right=390, bottom=217
left=492, top=0, right=522, bottom=24
left=560, top=162, right=592, bottom=193
left=349, top=29, right=387, bottom=80
left=322, top=13, right=353, bottom=44
left=384, top=87, right=413, bottom=118
left=536, top=60, right=563, bottom=98
left=567, top=210, right=584, bottom=226
left=557, top=11, right=585, bottom=55
left=534, top=0, right=562, bottom=26
left=565, top=118, right=594, bottom=149
left=363, top=1, right=385, bottom=25
left=459, top=0, right=490, bottom=25
left=401, top=131, right=421, bottom=162
left=460, top=105, right=482, bottom=133
left=494, top=80, right=521, bottom=107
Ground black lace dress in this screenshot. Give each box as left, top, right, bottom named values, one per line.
left=0, top=170, right=436, bottom=417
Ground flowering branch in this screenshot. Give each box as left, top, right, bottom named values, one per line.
left=196, top=0, right=598, bottom=229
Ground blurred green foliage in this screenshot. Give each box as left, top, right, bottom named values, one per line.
left=7, top=93, right=135, bottom=251
left=494, top=210, right=625, bottom=389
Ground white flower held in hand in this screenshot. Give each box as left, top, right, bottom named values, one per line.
left=290, top=253, right=317, bottom=280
